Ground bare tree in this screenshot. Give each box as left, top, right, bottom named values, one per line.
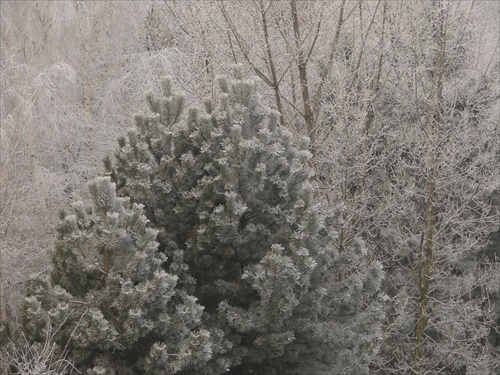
left=165, top=1, right=381, bottom=161
left=352, top=1, right=500, bottom=373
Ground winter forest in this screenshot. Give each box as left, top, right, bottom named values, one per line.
left=0, top=1, right=499, bottom=374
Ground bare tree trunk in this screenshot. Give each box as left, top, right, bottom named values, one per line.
left=412, top=171, right=436, bottom=373
left=290, top=0, right=315, bottom=154
left=257, top=0, right=285, bottom=126
left=412, top=2, right=445, bottom=372
left=312, top=0, right=346, bottom=117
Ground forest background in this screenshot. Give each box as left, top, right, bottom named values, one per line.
left=1, top=1, right=499, bottom=374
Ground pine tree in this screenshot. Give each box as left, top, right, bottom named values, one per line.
left=106, top=68, right=386, bottom=374
left=22, top=177, right=212, bottom=375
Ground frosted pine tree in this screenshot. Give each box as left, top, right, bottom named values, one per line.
left=22, top=177, right=212, bottom=374
left=106, top=68, right=386, bottom=374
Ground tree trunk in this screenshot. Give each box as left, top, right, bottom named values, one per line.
left=412, top=2, right=445, bottom=372
left=290, top=0, right=315, bottom=155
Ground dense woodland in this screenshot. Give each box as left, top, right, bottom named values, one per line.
left=0, top=1, right=499, bottom=374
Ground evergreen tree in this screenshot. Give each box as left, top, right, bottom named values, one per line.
left=22, top=177, right=212, bottom=374
left=106, top=68, right=386, bottom=374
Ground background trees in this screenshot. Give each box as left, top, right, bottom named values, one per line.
left=364, top=2, right=500, bottom=372
left=1, top=1, right=499, bottom=374
left=0, top=0, right=182, bottom=329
